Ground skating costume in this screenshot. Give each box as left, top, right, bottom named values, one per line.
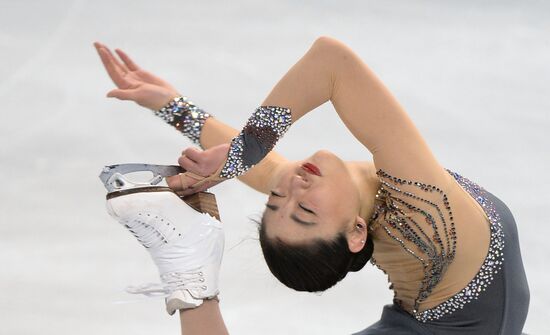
left=152, top=97, right=530, bottom=333
left=354, top=169, right=530, bottom=335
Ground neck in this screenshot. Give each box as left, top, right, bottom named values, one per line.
left=348, top=161, right=381, bottom=224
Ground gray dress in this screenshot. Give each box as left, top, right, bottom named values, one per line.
left=353, top=169, right=530, bottom=335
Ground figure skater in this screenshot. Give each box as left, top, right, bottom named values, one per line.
left=95, top=35, right=530, bottom=334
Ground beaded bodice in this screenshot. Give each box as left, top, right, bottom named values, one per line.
left=367, top=168, right=504, bottom=322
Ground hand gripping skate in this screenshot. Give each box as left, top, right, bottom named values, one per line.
left=100, top=164, right=224, bottom=315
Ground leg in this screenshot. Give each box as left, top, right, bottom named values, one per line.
left=105, top=189, right=228, bottom=333
left=179, top=300, right=229, bottom=335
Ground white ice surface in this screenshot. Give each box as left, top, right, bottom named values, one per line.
left=0, top=0, right=548, bottom=334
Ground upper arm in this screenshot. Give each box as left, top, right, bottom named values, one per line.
left=320, top=36, right=450, bottom=186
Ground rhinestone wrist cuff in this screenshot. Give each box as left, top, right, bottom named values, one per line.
left=154, top=96, right=211, bottom=146
left=218, top=106, right=292, bottom=179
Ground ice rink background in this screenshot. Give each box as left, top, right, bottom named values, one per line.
left=1, top=0, right=548, bottom=334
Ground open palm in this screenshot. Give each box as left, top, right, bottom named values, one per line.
left=94, top=42, right=179, bottom=110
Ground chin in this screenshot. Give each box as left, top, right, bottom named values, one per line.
left=310, top=149, right=336, bottom=162
left=308, top=150, right=346, bottom=175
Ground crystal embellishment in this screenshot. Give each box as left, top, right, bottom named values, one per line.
left=369, top=168, right=505, bottom=322
left=368, top=168, right=458, bottom=315
left=218, top=105, right=291, bottom=179
left=414, top=169, right=505, bottom=322
left=154, top=96, right=211, bottom=146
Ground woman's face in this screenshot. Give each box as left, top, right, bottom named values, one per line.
left=262, top=150, right=362, bottom=244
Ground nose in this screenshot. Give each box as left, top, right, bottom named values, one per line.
left=291, top=169, right=311, bottom=189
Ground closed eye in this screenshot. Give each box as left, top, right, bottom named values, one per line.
left=270, top=190, right=316, bottom=216
left=299, top=203, right=315, bottom=215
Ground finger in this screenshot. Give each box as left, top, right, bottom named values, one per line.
left=96, top=44, right=129, bottom=74
left=95, top=44, right=125, bottom=72
left=105, top=47, right=130, bottom=73
left=94, top=41, right=112, bottom=51
left=97, top=48, right=131, bottom=88
left=177, top=155, right=205, bottom=175
left=182, top=147, right=204, bottom=163
left=107, top=88, right=137, bottom=101
left=115, top=48, right=141, bottom=71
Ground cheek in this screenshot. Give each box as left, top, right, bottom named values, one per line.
left=334, top=180, right=361, bottom=212
left=272, top=164, right=296, bottom=189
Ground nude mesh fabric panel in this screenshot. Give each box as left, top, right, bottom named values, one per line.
left=368, top=168, right=491, bottom=314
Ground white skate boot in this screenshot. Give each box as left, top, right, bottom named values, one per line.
left=100, top=164, right=224, bottom=315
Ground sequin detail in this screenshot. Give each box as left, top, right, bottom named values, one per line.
left=219, top=106, right=291, bottom=179
left=369, top=168, right=505, bottom=322
left=414, top=169, right=505, bottom=322
left=368, top=169, right=457, bottom=315
left=154, top=96, right=211, bottom=146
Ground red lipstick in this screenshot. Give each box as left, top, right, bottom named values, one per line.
left=301, top=162, right=322, bottom=176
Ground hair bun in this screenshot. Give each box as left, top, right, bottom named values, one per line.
left=349, top=236, right=374, bottom=272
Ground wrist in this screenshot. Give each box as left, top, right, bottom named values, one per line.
left=153, top=91, right=181, bottom=111
left=218, top=105, right=292, bottom=179
left=154, top=95, right=212, bottom=147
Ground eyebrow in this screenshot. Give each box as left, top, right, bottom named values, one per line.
left=265, top=204, right=317, bottom=226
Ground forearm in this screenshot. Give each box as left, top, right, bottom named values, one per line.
left=233, top=35, right=410, bottom=163
left=179, top=300, right=229, bottom=335
left=197, top=115, right=288, bottom=194
left=163, top=36, right=342, bottom=193
left=258, top=37, right=333, bottom=125
left=193, top=37, right=334, bottom=190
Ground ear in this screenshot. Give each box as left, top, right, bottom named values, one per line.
left=347, top=215, right=368, bottom=253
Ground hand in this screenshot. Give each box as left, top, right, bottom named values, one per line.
left=93, top=41, right=179, bottom=110
left=166, top=143, right=231, bottom=196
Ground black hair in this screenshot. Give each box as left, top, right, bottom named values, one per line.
left=257, top=218, right=374, bottom=292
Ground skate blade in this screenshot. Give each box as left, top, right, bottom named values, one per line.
left=99, top=164, right=183, bottom=193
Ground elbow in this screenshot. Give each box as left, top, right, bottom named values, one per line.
left=310, top=35, right=355, bottom=66
left=311, top=35, right=348, bottom=52
left=313, top=35, right=340, bottom=47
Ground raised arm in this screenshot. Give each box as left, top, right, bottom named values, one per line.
left=259, top=36, right=447, bottom=184
left=93, top=42, right=287, bottom=194
left=179, top=36, right=448, bottom=195
left=96, top=35, right=449, bottom=197
left=207, top=118, right=290, bottom=190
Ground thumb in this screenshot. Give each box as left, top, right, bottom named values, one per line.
left=107, top=89, right=136, bottom=101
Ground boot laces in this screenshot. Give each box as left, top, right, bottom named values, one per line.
left=126, top=271, right=207, bottom=297
left=124, top=213, right=179, bottom=249
left=122, top=214, right=208, bottom=297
